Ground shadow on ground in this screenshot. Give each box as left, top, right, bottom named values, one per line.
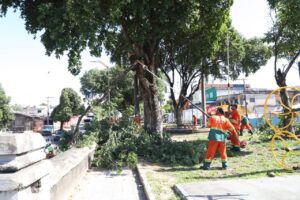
left=156, top=167, right=288, bottom=180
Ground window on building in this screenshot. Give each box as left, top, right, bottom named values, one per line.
left=250, top=98, right=255, bottom=102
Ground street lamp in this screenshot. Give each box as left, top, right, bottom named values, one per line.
left=236, top=78, right=248, bottom=116
left=226, top=33, right=230, bottom=104
left=91, top=60, right=111, bottom=119
left=46, top=96, right=54, bottom=125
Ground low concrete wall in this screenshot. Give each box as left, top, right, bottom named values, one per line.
left=0, top=132, right=96, bottom=200
left=49, top=145, right=96, bottom=200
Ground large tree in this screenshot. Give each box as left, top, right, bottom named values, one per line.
left=80, top=66, right=135, bottom=115
left=0, top=84, right=14, bottom=129
left=0, top=0, right=233, bottom=135
left=265, top=0, right=300, bottom=127
left=51, top=88, right=83, bottom=130
left=160, top=28, right=271, bottom=126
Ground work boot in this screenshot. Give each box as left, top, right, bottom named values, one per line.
left=222, top=162, right=228, bottom=170
left=239, top=130, right=243, bottom=136
left=249, top=130, right=254, bottom=136
left=200, top=162, right=211, bottom=170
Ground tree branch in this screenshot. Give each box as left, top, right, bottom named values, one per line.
left=284, top=51, right=300, bottom=77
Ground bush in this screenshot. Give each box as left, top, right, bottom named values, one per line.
left=76, top=132, right=98, bottom=148
left=256, top=118, right=276, bottom=141
left=92, top=125, right=140, bottom=172
left=135, top=132, right=205, bottom=165
left=57, top=130, right=73, bottom=151
left=91, top=115, right=205, bottom=172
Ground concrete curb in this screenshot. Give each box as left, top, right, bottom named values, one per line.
left=174, top=184, right=194, bottom=200
left=136, top=163, right=156, bottom=200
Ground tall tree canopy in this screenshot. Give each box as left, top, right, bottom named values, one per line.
left=0, top=0, right=233, bottom=134
left=265, top=0, right=300, bottom=87
left=159, top=28, right=271, bottom=126
left=0, top=84, right=14, bottom=129
left=264, top=0, right=300, bottom=127
left=80, top=66, right=135, bottom=114
left=51, top=88, right=83, bottom=130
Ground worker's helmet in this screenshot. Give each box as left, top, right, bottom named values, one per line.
left=240, top=140, right=247, bottom=148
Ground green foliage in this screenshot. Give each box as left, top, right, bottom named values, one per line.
left=76, top=132, right=98, bottom=148
left=91, top=115, right=205, bottom=171
left=160, top=28, right=271, bottom=126
left=239, top=38, right=272, bottom=77
left=265, top=0, right=300, bottom=59
left=0, top=0, right=235, bottom=133
left=58, top=127, right=97, bottom=151
left=10, top=104, right=23, bottom=112
left=0, top=84, right=14, bottom=129
left=162, top=100, right=173, bottom=113
left=255, top=118, right=276, bottom=141
left=92, top=123, right=139, bottom=171
left=57, top=130, right=73, bottom=151
left=51, top=88, right=83, bottom=126
left=135, top=132, right=205, bottom=165
left=81, top=66, right=135, bottom=114
left=0, top=0, right=233, bottom=73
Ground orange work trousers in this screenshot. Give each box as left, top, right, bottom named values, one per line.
left=205, top=140, right=227, bottom=162
left=230, top=125, right=240, bottom=147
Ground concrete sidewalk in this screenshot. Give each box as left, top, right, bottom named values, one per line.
left=69, top=168, right=146, bottom=200
left=175, top=175, right=300, bottom=200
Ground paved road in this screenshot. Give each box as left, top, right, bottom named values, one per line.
left=175, top=175, right=300, bottom=200
left=69, top=168, right=146, bottom=200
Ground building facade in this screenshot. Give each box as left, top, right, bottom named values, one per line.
left=9, top=112, right=44, bottom=133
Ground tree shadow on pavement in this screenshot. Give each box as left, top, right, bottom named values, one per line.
left=188, top=193, right=249, bottom=200
left=196, top=169, right=287, bottom=180
left=157, top=167, right=287, bottom=180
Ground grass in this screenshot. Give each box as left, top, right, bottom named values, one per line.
left=143, top=132, right=300, bottom=200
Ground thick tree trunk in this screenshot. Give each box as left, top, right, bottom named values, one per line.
left=275, top=70, right=291, bottom=130
left=136, top=69, right=162, bottom=135
left=175, top=107, right=183, bottom=127
left=142, top=88, right=162, bottom=135
left=60, top=121, right=64, bottom=130
left=136, top=68, right=162, bottom=135
left=130, top=43, right=163, bottom=136
left=71, top=105, right=91, bottom=144
left=170, top=84, right=187, bottom=128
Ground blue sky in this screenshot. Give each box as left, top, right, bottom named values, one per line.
left=0, top=0, right=299, bottom=106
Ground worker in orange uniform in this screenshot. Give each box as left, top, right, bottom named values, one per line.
left=200, top=107, right=238, bottom=170
left=240, top=114, right=253, bottom=136
left=228, top=104, right=241, bottom=152
left=192, top=114, right=197, bottom=129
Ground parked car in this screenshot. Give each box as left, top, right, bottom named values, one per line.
left=53, top=135, right=61, bottom=143
left=42, top=125, right=54, bottom=136
left=79, top=125, right=86, bottom=134
left=55, top=129, right=65, bottom=136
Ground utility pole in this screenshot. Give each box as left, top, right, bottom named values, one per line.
left=91, top=60, right=111, bottom=119
left=46, top=96, right=54, bottom=125
left=243, top=78, right=248, bottom=116
left=201, top=73, right=206, bottom=127
left=226, top=33, right=230, bottom=105
left=236, top=78, right=248, bottom=116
